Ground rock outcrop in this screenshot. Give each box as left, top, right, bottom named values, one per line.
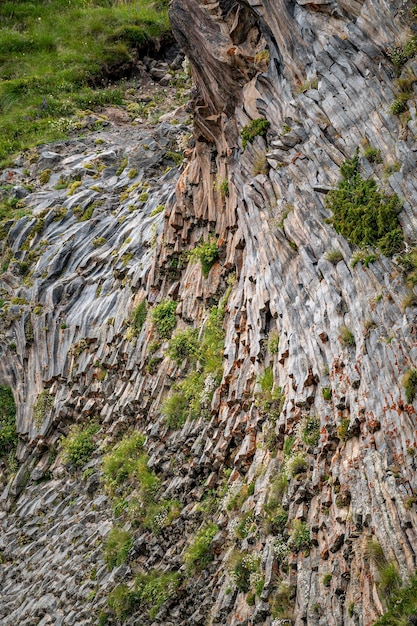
left=1, top=0, right=417, bottom=625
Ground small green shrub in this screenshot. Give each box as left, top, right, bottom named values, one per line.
left=322, top=573, right=332, bottom=587
left=213, top=177, right=229, bottom=197
left=104, top=527, right=133, bottom=569
left=300, top=415, right=320, bottom=447
left=268, top=330, right=280, bottom=354
left=403, top=368, right=417, bottom=403
left=60, top=420, right=99, bottom=468
left=364, top=146, right=383, bottom=164
left=167, top=328, right=199, bottom=366
left=184, top=522, right=218, bottom=573
left=351, top=250, right=378, bottom=268
left=338, top=325, right=355, bottom=347
left=135, top=570, right=180, bottom=619
left=128, top=168, right=138, bottom=179
left=151, top=299, right=177, bottom=339
left=108, top=584, right=136, bottom=621
left=325, top=149, right=403, bottom=255
left=165, top=150, right=183, bottom=165
left=0, top=386, right=17, bottom=462
left=188, top=238, right=219, bottom=278
left=288, top=452, right=308, bottom=477
left=322, top=387, right=332, bottom=401
left=283, top=435, right=295, bottom=457
left=229, top=551, right=262, bottom=593
left=337, top=418, right=350, bottom=442
left=391, top=92, right=411, bottom=115
left=289, top=520, right=311, bottom=552
left=102, top=431, right=146, bottom=488
left=241, top=118, right=270, bottom=149
left=325, top=248, right=343, bottom=264
left=130, top=300, right=147, bottom=336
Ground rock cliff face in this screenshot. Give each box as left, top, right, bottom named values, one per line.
left=1, top=1, right=417, bottom=625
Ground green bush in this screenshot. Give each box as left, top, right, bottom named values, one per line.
left=325, top=149, right=403, bottom=255
left=289, top=520, right=311, bottom=552
left=0, top=386, right=17, bottom=461
left=102, top=431, right=146, bottom=486
left=130, top=300, right=147, bottom=336
left=229, top=551, right=263, bottom=595
left=108, top=584, right=136, bottom=621
left=104, top=527, right=133, bottom=569
left=135, top=570, right=180, bottom=619
left=241, top=118, right=270, bottom=149
left=188, top=238, right=219, bottom=278
left=403, top=368, right=417, bottom=403
left=151, top=299, right=177, bottom=339
left=60, top=420, right=99, bottom=468
left=184, top=522, right=218, bottom=573
left=167, top=328, right=200, bottom=366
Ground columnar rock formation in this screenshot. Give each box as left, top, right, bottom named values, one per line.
left=0, top=0, right=416, bottom=625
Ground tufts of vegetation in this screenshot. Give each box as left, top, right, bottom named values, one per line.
left=338, top=325, right=355, bottom=347
left=150, top=204, right=165, bottom=217
left=151, top=299, right=177, bottom=339
left=300, top=415, right=320, bottom=447
left=167, top=328, right=199, bottom=366
left=101, top=432, right=180, bottom=533
left=107, top=584, right=137, bottom=622
left=162, top=302, right=226, bottom=429
left=337, top=418, right=350, bottom=443
left=184, top=522, right=219, bottom=573
left=60, top=420, right=99, bottom=468
left=351, top=250, right=378, bottom=268
left=241, top=118, right=270, bottom=149
left=325, top=149, right=403, bottom=256
left=325, top=248, right=343, bottom=264
left=373, top=571, right=417, bottom=625
left=129, top=300, right=147, bottom=337
left=402, top=368, right=417, bottom=403
left=289, top=520, right=311, bottom=553
left=188, top=238, right=219, bottom=278
left=33, top=390, right=54, bottom=428
left=0, top=386, right=17, bottom=467
left=363, top=145, right=383, bottom=164
left=213, top=177, right=229, bottom=198
left=229, top=551, right=264, bottom=595
left=135, top=570, right=180, bottom=620
left=104, top=527, right=133, bottom=569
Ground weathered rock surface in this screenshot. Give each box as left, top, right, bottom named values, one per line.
left=1, top=0, right=417, bottom=625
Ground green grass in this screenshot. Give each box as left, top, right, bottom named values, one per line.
left=0, top=0, right=170, bottom=165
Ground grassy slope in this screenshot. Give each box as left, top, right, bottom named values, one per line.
left=0, top=0, right=170, bottom=165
